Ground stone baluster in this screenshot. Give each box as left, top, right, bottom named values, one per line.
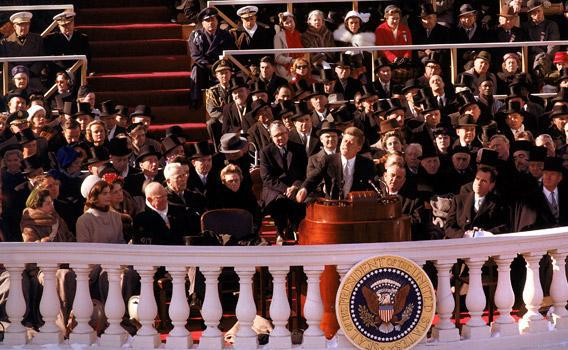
left=3, top=264, right=27, bottom=345
left=199, top=266, right=223, bottom=349
left=491, top=255, right=519, bottom=336
left=335, top=264, right=352, bottom=348
left=519, top=252, right=548, bottom=334
left=132, top=265, right=160, bottom=349
left=234, top=266, right=258, bottom=349
left=69, top=264, right=95, bottom=344
left=166, top=266, right=192, bottom=349
left=549, top=251, right=568, bottom=329
left=302, top=266, right=326, bottom=349
left=461, top=257, right=490, bottom=339
left=32, top=264, right=63, bottom=345
left=100, top=265, right=127, bottom=347
left=268, top=266, right=291, bottom=349
left=431, top=260, right=460, bottom=342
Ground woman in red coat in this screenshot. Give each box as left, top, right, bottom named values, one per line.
left=374, top=5, right=412, bottom=63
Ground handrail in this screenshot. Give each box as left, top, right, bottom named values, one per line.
left=222, top=40, right=568, bottom=82
left=0, top=55, right=88, bottom=99
left=0, top=5, right=75, bottom=38
left=1, top=227, right=567, bottom=266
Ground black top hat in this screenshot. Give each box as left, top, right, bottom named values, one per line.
left=290, top=79, right=311, bottom=100
left=543, top=157, right=564, bottom=173
left=130, top=104, right=154, bottom=120
left=161, top=135, right=184, bottom=155
left=275, top=100, right=296, bottom=119
left=335, top=53, right=353, bottom=68
left=4, top=88, right=27, bottom=103
left=360, top=84, right=378, bottom=100
left=422, top=96, right=440, bottom=113
left=331, top=105, right=354, bottom=124
left=126, top=122, right=145, bottom=134
left=317, top=121, right=342, bottom=137
left=451, top=145, right=471, bottom=156
left=74, top=102, right=94, bottom=118
left=505, top=84, right=528, bottom=102
left=478, top=148, right=499, bottom=168
left=478, top=121, right=500, bottom=144
left=456, top=114, right=477, bottom=127
left=7, top=110, right=28, bottom=125
left=375, top=56, right=391, bottom=69
left=22, top=155, right=43, bottom=175
left=504, top=100, right=524, bottom=114
left=454, top=74, right=474, bottom=88
left=16, top=128, right=35, bottom=145
left=305, top=82, right=327, bottom=100
left=552, top=87, right=568, bottom=103
left=419, top=142, right=439, bottom=160
left=320, top=69, right=336, bottom=83
left=420, top=3, right=436, bottom=17
left=190, top=140, right=214, bottom=158
left=424, top=51, right=442, bottom=65
left=108, top=137, right=131, bottom=157
left=384, top=98, right=406, bottom=115
left=549, top=104, right=568, bottom=119
left=380, top=119, right=400, bottom=134
left=227, top=77, right=247, bottom=93
left=249, top=80, right=267, bottom=95
left=99, top=100, right=116, bottom=117
left=250, top=99, right=271, bottom=118
left=197, top=7, right=218, bottom=22
left=114, top=104, right=129, bottom=117
left=86, top=145, right=110, bottom=165
left=219, top=133, right=247, bottom=154
left=62, top=101, right=76, bottom=116
left=511, top=140, right=532, bottom=154
left=530, top=146, right=547, bottom=162
left=290, top=101, right=311, bottom=120
left=456, top=90, right=478, bottom=113
left=165, top=125, right=185, bottom=139
left=458, top=4, right=477, bottom=17
left=401, top=79, right=421, bottom=93
left=136, top=144, right=162, bottom=164
left=374, top=98, right=392, bottom=115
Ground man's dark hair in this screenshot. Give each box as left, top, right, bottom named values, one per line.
left=477, top=166, right=497, bottom=183
left=260, top=56, right=275, bottom=65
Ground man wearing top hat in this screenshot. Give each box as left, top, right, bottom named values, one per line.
left=354, top=84, right=381, bottom=145
left=288, top=102, right=321, bottom=157
left=187, top=140, right=220, bottom=198
left=498, top=100, right=536, bottom=143
left=306, top=121, right=342, bottom=198
left=74, top=102, right=95, bottom=133
left=189, top=7, right=235, bottom=108
left=205, top=59, right=234, bottom=151
left=333, top=54, right=363, bottom=101
left=99, top=100, right=126, bottom=141
left=130, top=104, right=154, bottom=127
left=109, top=137, right=137, bottom=180
left=307, top=82, right=331, bottom=129
left=124, top=144, right=164, bottom=198
left=248, top=80, right=269, bottom=103
left=44, top=11, right=91, bottom=71
left=0, top=12, right=45, bottom=91
left=161, top=135, right=186, bottom=164
left=230, top=6, right=275, bottom=68
left=221, top=77, right=254, bottom=135
left=373, top=57, right=395, bottom=98
left=127, top=122, right=162, bottom=165
left=247, top=100, right=274, bottom=151
left=523, top=0, right=560, bottom=66
left=528, top=146, right=548, bottom=184
left=413, top=4, right=451, bottom=60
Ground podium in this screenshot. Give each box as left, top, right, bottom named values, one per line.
left=298, top=191, right=411, bottom=338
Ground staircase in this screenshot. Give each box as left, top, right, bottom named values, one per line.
left=74, top=0, right=207, bottom=140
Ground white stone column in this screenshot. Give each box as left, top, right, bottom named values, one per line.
left=69, top=264, right=95, bottom=344
left=461, top=257, right=490, bottom=339
left=549, top=251, right=568, bottom=329
left=431, top=260, right=460, bottom=342
left=32, top=264, right=63, bottom=345
left=519, top=252, right=548, bottom=334
left=234, top=266, right=258, bottom=349
left=166, top=266, right=192, bottom=349
left=268, top=266, right=291, bottom=349
left=335, top=264, right=352, bottom=348
left=491, top=255, right=519, bottom=336
left=302, top=266, right=326, bottom=349
left=199, top=266, right=223, bottom=349
left=3, top=264, right=27, bottom=345
left=100, top=265, right=127, bottom=347
left=132, top=265, right=160, bottom=349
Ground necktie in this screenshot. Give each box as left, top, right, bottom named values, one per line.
left=466, top=29, right=471, bottom=39
left=474, top=197, right=483, bottom=212
left=299, top=133, right=307, bottom=145
left=343, top=161, right=353, bottom=195
left=438, top=96, right=444, bottom=108
left=281, top=147, right=288, bottom=171
left=549, top=192, right=559, bottom=219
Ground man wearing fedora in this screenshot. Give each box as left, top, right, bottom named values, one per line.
left=459, top=51, right=497, bottom=95
left=288, top=102, right=321, bottom=157
left=44, top=11, right=91, bottom=71
left=221, top=77, right=254, bottom=135
left=523, top=0, right=560, bottom=66
left=189, top=7, right=235, bottom=108
left=216, top=132, right=254, bottom=192
left=247, top=100, right=274, bottom=150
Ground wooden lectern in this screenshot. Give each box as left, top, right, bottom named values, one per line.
left=298, top=191, right=411, bottom=338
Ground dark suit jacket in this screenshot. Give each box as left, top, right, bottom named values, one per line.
left=258, top=74, right=288, bottom=103
left=247, top=122, right=272, bottom=150
left=166, top=187, right=206, bottom=226
left=514, top=185, right=568, bottom=231
left=259, top=141, right=307, bottom=206
left=44, top=30, right=91, bottom=66
left=310, top=109, right=331, bottom=130
left=133, top=204, right=194, bottom=245
left=187, top=168, right=220, bottom=198
left=288, top=129, right=321, bottom=157
left=124, top=172, right=165, bottom=198
left=302, top=153, right=376, bottom=199
left=221, top=102, right=255, bottom=134
left=413, top=23, right=451, bottom=45
left=333, top=77, right=363, bottom=101
left=230, top=23, right=275, bottom=66
left=444, top=192, right=509, bottom=238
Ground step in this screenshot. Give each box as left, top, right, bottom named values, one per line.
left=77, top=7, right=170, bottom=25
left=88, top=72, right=192, bottom=91
left=75, top=0, right=167, bottom=8
left=90, top=39, right=187, bottom=57
left=152, top=105, right=203, bottom=124
left=90, top=55, right=190, bottom=74
left=149, top=123, right=208, bottom=141
left=76, top=24, right=182, bottom=41
left=96, top=89, right=191, bottom=107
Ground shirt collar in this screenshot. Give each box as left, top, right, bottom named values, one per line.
left=244, top=24, right=258, bottom=37
left=146, top=199, right=168, bottom=218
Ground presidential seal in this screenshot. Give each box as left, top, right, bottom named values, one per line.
left=336, top=255, right=436, bottom=350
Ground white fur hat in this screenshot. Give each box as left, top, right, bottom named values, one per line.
left=344, top=10, right=370, bottom=24
left=26, top=105, right=46, bottom=122
left=81, top=174, right=102, bottom=199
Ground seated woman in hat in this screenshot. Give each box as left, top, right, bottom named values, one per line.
left=274, top=12, right=304, bottom=81
left=301, top=10, right=336, bottom=67
left=374, top=5, right=412, bottom=64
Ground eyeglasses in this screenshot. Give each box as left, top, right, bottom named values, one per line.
left=296, top=65, right=308, bottom=69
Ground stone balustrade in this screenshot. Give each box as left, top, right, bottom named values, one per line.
left=0, top=227, right=567, bottom=349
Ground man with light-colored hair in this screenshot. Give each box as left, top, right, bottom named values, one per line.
left=164, top=162, right=205, bottom=222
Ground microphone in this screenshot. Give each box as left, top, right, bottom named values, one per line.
left=339, top=180, right=345, bottom=200
left=368, top=179, right=384, bottom=198
left=328, top=179, right=335, bottom=199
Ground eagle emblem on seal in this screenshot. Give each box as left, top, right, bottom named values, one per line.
left=359, top=280, right=414, bottom=333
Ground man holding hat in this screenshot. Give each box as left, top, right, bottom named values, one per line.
left=44, top=11, right=91, bottom=70
left=189, top=7, right=236, bottom=108
left=230, top=6, right=275, bottom=68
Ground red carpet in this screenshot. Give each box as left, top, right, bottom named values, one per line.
left=77, top=1, right=207, bottom=140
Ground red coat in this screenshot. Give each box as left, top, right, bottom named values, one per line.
left=374, top=22, right=412, bottom=62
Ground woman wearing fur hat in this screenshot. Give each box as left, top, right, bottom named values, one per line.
left=333, top=11, right=375, bottom=77
left=301, top=10, right=336, bottom=66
